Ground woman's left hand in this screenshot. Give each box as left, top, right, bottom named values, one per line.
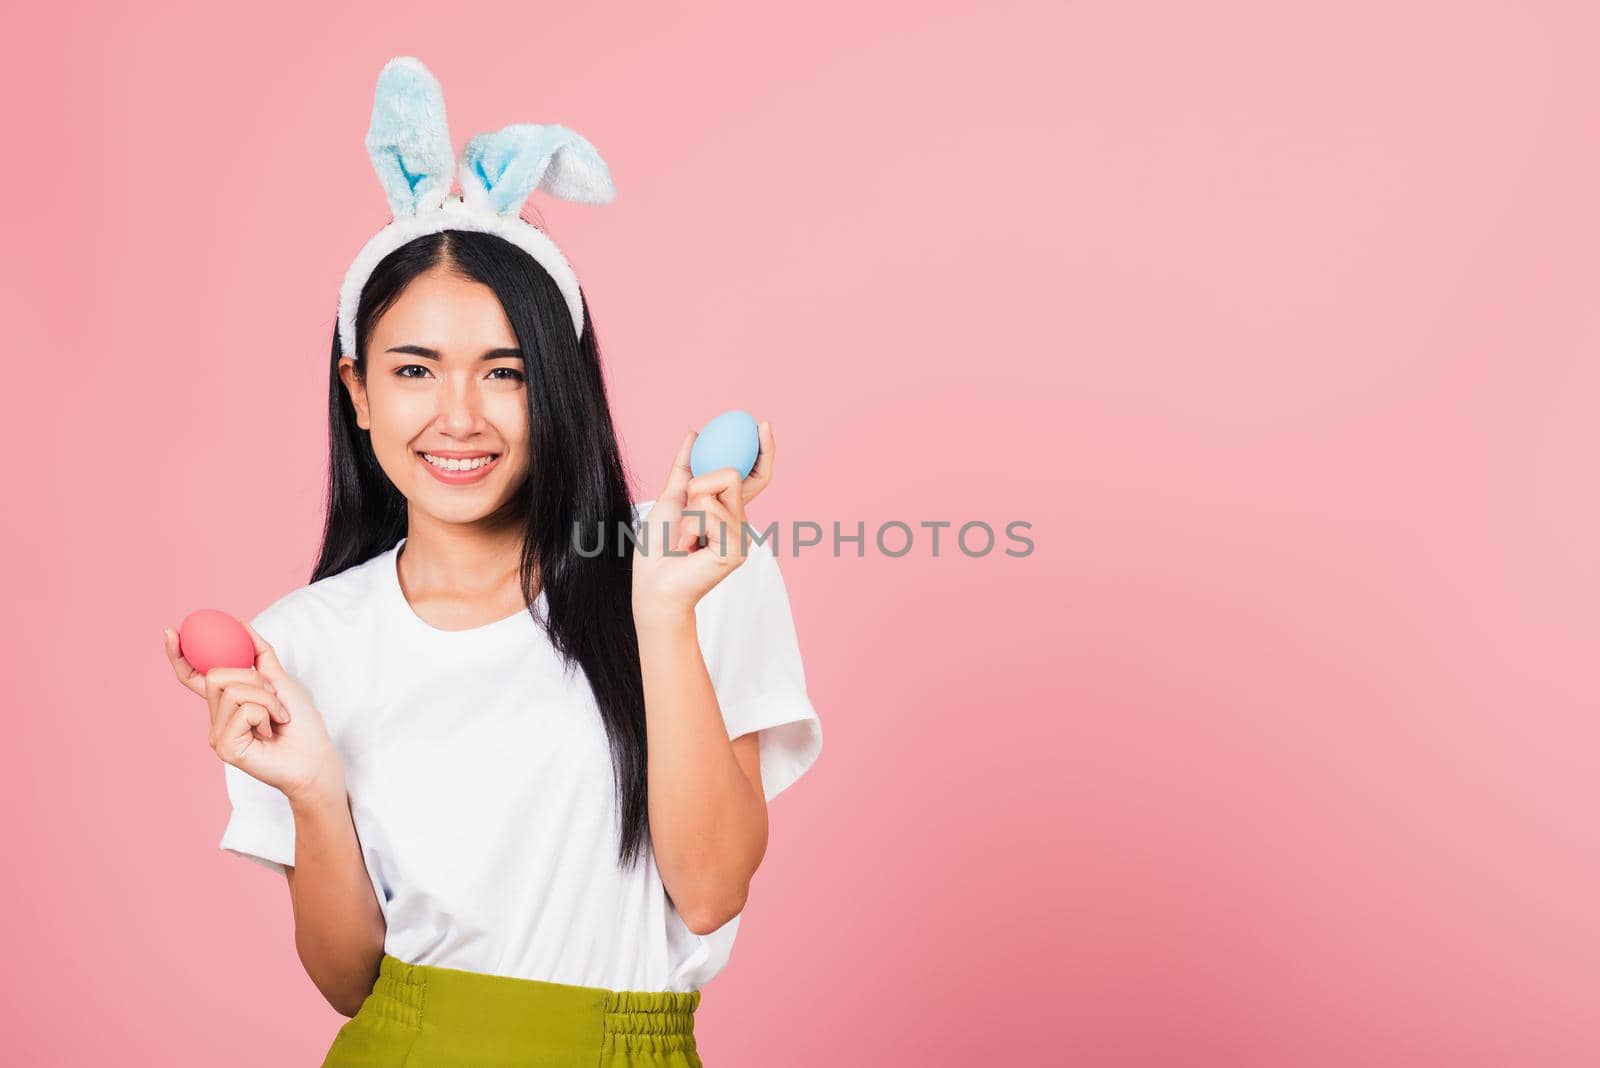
left=632, top=420, right=775, bottom=629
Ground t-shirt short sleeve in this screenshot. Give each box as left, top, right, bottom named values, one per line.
left=216, top=599, right=300, bottom=876
left=693, top=531, right=823, bottom=803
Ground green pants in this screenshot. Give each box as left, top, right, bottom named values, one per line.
left=322, top=952, right=703, bottom=1067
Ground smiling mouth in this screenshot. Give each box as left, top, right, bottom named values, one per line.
left=416, top=452, right=504, bottom=484
left=418, top=451, right=501, bottom=472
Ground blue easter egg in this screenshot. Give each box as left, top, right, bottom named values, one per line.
left=690, top=410, right=761, bottom=479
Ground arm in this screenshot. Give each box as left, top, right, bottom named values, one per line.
left=168, top=614, right=385, bottom=1015
left=284, top=769, right=387, bottom=1018
left=637, top=610, right=769, bottom=935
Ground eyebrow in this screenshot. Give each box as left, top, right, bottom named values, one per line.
left=384, top=344, right=524, bottom=361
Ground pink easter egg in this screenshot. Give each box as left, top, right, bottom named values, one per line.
left=178, top=609, right=255, bottom=675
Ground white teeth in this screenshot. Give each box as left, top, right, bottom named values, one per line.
left=422, top=453, right=496, bottom=472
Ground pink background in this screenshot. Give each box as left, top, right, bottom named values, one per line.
left=5, top=1, right=1598, bottom=1064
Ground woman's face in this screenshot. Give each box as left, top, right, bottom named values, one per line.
left=340, top=265, right=531, bottom=527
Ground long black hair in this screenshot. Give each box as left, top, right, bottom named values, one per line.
left=311, top=228, right=652, bottom=871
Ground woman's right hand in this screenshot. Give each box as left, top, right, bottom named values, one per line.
left=164, top=621, right=344, bottom=805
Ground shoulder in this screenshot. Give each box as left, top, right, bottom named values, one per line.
left=253, top=554, right=381, bottom=630
left=250, top=549, right=393, bottom=677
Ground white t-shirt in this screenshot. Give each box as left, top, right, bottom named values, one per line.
left=218, top=500, right=822, bottom=993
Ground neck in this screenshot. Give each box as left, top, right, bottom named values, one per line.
left=398, top=513, right=531, bottom=599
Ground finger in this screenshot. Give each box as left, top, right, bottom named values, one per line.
left=204, top=666, right=274, bottom=691
left=745, top=420, right=775, bottom=499
left=227, top=682, right=290, bottom=726
left=212, top=688, right=273, bottom=749
left=217, top=700, right=272, bottom=760
left=659, top=430, right=696, bottom=508
left=671, top=490, right=719, bottom=552
left=241, top=621, right=287, bottom=686
left=684, top=494, right=741, bottom=557
left=675, top=503, right=709, bottom=553
left=675, top=497, right=735, bottom=553
left=706, top=475, right=748, bottom=536
left=222, top=685, right=282, bottom=741
left=642, top=432, right=696, bottom=551
left=164, top=626, right=207, bottom=698
left=724, top=471, right=749, bottom=526
left=704, top=497, right=743, bottom=558
left=208, top=671, right=276, bottom=738
left=685, top=468, right=739, bottom=498
left=702, top=471, right=748, bottom=533
left=685, top=468, right=742, bottom=514
left=204, top=668, right=273, bottom=730
left=203, top=669, right=278, bottom=712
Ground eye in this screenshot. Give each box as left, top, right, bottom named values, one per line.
left=392, top=365, right=524, bottom=382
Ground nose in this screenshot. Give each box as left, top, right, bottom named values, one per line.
left=434, top=371, right=487, bottom=436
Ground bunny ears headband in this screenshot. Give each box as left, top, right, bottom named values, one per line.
left=337, top=56, right=615, bottom=360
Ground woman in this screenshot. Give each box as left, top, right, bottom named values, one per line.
left=161, top=58, right=822, bottom=1066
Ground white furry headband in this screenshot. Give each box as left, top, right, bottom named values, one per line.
left=337, top=56, right=615, bottom=360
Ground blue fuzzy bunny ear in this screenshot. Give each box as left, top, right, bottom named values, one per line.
left=364, top=57, right=456, bottom=216
left=458, top=123, right=616, bottom=216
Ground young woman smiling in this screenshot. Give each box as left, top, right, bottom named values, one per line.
left=162, top=224, right=822, bottom=1065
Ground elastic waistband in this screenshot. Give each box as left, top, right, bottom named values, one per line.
left=369, top=953, right=700, bottom=1056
